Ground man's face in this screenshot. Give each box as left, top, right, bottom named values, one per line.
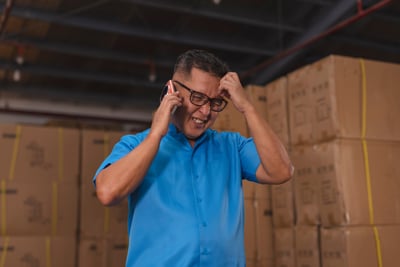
left=171, top=68, right=223, bottom=143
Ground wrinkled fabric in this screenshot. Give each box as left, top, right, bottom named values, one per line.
left=94, top=124, right=260, bottom=267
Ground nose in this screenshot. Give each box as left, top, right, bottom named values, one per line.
left=198, top=101, right=211, bottom=115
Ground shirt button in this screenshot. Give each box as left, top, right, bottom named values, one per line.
left=197, top=198, right=202, bottom=203
left=202, top=222, right=207, bottom=227
left=201, top=248, right=210, bottom=255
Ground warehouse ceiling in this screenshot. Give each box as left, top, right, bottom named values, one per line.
left=0, top=0, right=399, bottom=125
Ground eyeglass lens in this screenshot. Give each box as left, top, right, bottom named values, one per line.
left=173, top=80, right=227, bottom=112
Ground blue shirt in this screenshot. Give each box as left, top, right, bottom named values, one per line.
left=94, top=124, right=261, bottom=267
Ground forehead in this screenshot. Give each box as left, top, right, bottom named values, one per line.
left=173, top=68, right=220, bottom=96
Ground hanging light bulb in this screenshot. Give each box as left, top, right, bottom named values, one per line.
left=15, top=54, right=24, bottom=65
left=148, top=62, right=156, bottom=82
left=148, top=72, right=156, bottom=83
left=13, top=69, right=21, bottom=82
left=15, top=46, right=25, bottom=65
left=212, top=0, right=221, bottom=5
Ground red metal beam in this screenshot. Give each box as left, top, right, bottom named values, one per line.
left=241, top=0, right=393, bottom=80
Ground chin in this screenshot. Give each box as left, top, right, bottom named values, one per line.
left=185, top=131, right=202, bottom=140
left=185, top=125, right=207, bottom=138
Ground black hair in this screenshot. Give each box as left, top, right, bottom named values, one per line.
left=173, top=49, right=229, bottom=78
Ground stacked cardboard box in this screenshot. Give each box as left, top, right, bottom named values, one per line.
left=212, top=97, right=248, bottom=137
left=289, top=55, right=400, bottom=145
left=78, top=129, right=129, bottom=267
left=214, top=86, right=275, bottom=266
left=0, top=124, right=80, bottom=266
left=245, top=85, right=276, bottom=266
left=243, top=180, right=257, bottom=266
left=246, top=84, right=269, bottom=124
left=273, top=227, right=296, bottom=267
left=321, top=225, right=400, bottom=267
left=291, top=146, right=322, bottom=267
left=254, top=55, right=400, bottom=267
left=265, top=77, right=290, bottom=149
left=255, top=77, right=298, bottom=267
left=246, top=82, right=299, bottom=266
left=243, top=180, right=274, bottom=267
left=295, top=226, right=320, bottom=267
left=315, top=139, right=400, bottom=267
left=286, top=55, right=400, bottom=267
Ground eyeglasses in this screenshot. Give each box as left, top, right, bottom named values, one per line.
left=173, top=80, right=228, bottom=112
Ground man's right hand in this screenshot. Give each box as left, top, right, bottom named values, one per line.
left=150, top=91, right=182, bottom=138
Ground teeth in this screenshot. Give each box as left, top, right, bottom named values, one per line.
left=193, top=117, right=205, bottom=124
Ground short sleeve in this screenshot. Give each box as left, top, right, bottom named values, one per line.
left=92, top=133, right=145, bottom=186
left=238, top=135, right=261, bottom=182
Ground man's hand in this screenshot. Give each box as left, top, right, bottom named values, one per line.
left=150, top=90, right=182, bottom=138
left=218, top=72, right=251, bottom=113
left=219, top=72, right=293, bottom=184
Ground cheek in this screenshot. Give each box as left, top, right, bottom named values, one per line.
left=209, top=112, right=219, bottom=123
left=175, top=101, right=194, bottom=120
left=182, top=101, right=199, bottom=114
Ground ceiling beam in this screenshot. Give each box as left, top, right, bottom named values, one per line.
left=295, top=0, right=335, bottom=6
left=331, top=35, right=400, bottom=54
left=121, top=0, right=303, bottom=33
left=250, top=0, right=358, bottom=84
left=0, top=82, right=158, bottom=109
left=372, top=12, right=400, bottom=23
left=2, top=35, right=175, bottom=68
left=0, top=87, right=154, bottom=124
left=2, top=4, right=276, bottom=56
left=0, top=59, right=164, bottom=89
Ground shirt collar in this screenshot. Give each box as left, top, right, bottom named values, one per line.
left=168, top=123, right=210, bottom=147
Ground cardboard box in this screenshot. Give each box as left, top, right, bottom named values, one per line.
left=79, top=185, right=128, bottom=238
left=266, top=76, right=290, bottom=148
left=288, top=64, right=314, bottom=145
left=292, top=145, right=320, bottom=225
left=0, top=124, right=80, bottom=183
left=255, top=259, right=274, bottom=267
left=321, top=225, right=400, bottom=267
left=244, top=259, right=275, bottom=267
left=254, top=197, right=273, bottom=261
left=295, top=226, right=321, bottom=267
left=316, top=139, right=400, bottom=226
left=243, top=179, right=255, bottom=199
left=244, top=198, right=257, bottom=262
left=78, top=238, right=104, bottom=267
left=246, top=84, right=268, bottom=121
left=246, top=259, right=256, bottom=267
left=0, top=236, right=76, bottom=267
left=274, top=227, right=296, bottom=267
left=254, top=183, right=271, bottom=206
left=289, top=55, right=400, bottom=145
left=81, top=129, right=127, bottom=186
left=0, top=181, right=78, bottom=235
left=271, top=180, right=295, bottom=227
left=78, top=236, right=128, bottom=267
left=245, top=193, right=274, bottom=264
left=311, top=56, right=400, bottom=143
left=212, top=99, right=248, bottom=137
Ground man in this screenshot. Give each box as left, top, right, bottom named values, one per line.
left=94, top=49, right=293, bottom=266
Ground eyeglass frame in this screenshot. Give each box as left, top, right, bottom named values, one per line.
left=172, top=80, right=228, bottom=112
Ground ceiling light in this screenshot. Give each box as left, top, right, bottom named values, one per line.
left=13, top=70, right=21, bottom=82
left=148, top=72, right=156, bottom=83
left=212, top=0, right=221, bottom=5
left=15, top=46, right=25, bottom=65
left=148, top=62, right=156, bottom=82
left=16, top=55, right=24, bottom=65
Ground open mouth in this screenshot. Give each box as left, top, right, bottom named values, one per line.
left=192, top=117, right=207, bottom=126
